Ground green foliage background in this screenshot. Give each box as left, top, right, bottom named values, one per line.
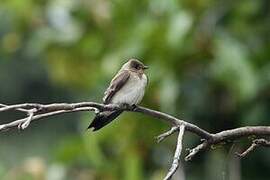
left=0, top=0, right=269, bottom=179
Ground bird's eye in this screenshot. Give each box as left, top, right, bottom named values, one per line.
left=135, top=64, right=140, bottom=70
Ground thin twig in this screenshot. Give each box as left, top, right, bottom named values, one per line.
left=18, top=108, right=36, bottom=130
left=0, top=103, right=29, bottom=113
left=156, top=126, right=179, bottom=143
left=236, top=139, right=270, bottom=158
left=0, top=107, right=97, bottom=131
left=164, top=124, right=185, bottom=180
left=185, top=141, right=209, bottom=161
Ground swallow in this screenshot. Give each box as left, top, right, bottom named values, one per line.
left=88, top=58, right=148, bottom=131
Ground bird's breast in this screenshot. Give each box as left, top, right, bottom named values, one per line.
left=111, top=73, right=147, bottom=105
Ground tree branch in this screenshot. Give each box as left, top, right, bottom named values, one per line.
left=156, top=126, right=179, bottom=143
left=164, top=124, right=185, bottom=180
left=1, top=101, right=270, bottom=179
left=236, top=139, right=270, bottom=158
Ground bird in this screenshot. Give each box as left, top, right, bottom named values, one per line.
left=88, top=58, right=148, bottom=131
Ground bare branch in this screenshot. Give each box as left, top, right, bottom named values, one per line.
left=1, top=101, right=270, bottom=179
left=133, top=107, right=214, bottom=140
left=0, top=103, right=29, bottom=113
left=156, top=126, right=179, bottom=143
left=236, top=139, right=270, bottom=158
left=18, top=108, right=36, bottom=130
left=164, top=124, right=185, bottom=180
left=185, top=141, right=209, bottom=161
left=0, top=106, right=98, bottom=131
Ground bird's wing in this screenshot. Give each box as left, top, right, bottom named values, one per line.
left=103, top=70, right=130, bottom=104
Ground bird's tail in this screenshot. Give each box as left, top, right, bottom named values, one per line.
left=88, top=110, right=123, bottom=131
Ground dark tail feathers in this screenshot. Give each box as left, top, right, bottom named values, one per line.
left=88, top=110, right=123, bottom=131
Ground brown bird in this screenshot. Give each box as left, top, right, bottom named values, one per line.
left=88, top=59, right=148, bottom=131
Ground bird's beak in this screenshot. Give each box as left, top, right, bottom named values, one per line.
left=143, top=65, right=149, bottom=70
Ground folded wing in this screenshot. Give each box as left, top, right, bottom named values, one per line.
left=103, top=70, right=130, bottom=104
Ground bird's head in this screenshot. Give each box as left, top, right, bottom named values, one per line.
left=121, top=58, right=148, bottom=73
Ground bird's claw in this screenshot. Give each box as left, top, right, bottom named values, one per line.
left=119, top=104, right=137, bottom=111
left=120, top=103, right=130, bottom=109
left=131, top=104, right=138, bottom=111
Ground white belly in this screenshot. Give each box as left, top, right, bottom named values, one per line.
left=111, top=73, right=147, bottom=105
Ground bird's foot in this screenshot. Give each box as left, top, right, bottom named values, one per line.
left=119, top=103, right=137, bottom=110
left=131, top=104, right=138, bottom=111
left=120, top=103, right=130, bottom=110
